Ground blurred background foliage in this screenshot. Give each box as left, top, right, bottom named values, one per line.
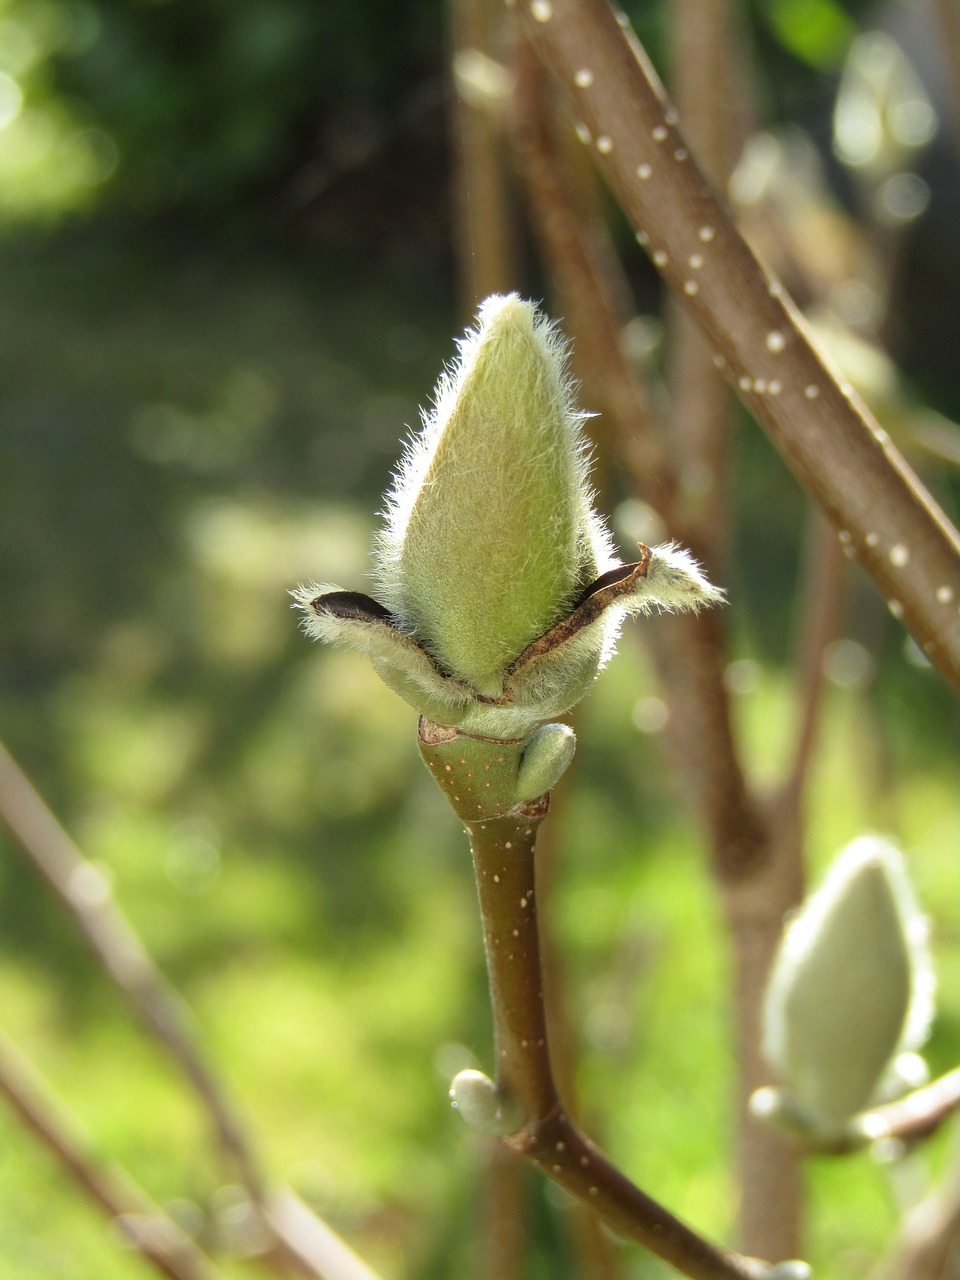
left=0, top=0, right=957, bottom=1277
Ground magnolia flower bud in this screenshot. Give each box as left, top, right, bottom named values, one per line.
left=376, top=293, right=611, bottom=697
left=294, top=294, right=723, bottom=739
left=762, top=836, right=934, bottom=1139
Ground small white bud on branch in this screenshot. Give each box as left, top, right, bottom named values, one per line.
left=450, top=1069, right=526, bottom=1136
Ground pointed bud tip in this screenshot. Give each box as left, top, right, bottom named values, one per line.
left=477, top=291, right=536, bottom=332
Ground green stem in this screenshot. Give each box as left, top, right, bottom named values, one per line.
left=419, top=718, right=787, bottom=1280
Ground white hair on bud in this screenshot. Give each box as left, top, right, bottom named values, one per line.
left=292, top=297, right=725, bottom=731
left=290, top=583, right=475, bottom=724
left=290, top=582, right=351, bottom=644
left=374, top=293, right=616, bottom=641
left=622, top=543, right=726, bottom=615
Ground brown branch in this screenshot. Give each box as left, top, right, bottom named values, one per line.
left=509, top=35, right=764, bottom=881
left=868, top=1067, right=960, bottom=1146
left=0, top=1028, right=226, bottom=1280
left=510, top=36, right=678, bottom=524
left=509, top=39, right=801, bottom=1253
left=469, top=806, right=764, bottom=1277
left=933, top=0, right=960, bottom=163
left=649, top=612, right=803, bottom=1261
left=420, top=724, right=802, bottom=1279
left=666, top=0, right=746, bottom=188
left=721, top=860, right=804, bottom=1261
left=529, top=768, right=624, bottom=1280
left=664, top=0, right=741, bottom=558
left=450, top=0, right=518, bottom=311
left=517, top=0, right=960, bottom=691
left=0, top=739, right=385, bottom=1280
left=780, top=507, right=847, bottom=806
left=476, top=1144, right=531, bottom=1280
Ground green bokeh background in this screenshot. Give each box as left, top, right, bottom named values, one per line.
left=0, top=1, right=957, bottom=1277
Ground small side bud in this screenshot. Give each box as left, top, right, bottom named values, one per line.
left=515, top=723, right=576, bottom=802
left=762, top=1263, right=813, bottom=1280
left=741, top=1256, right=812, bottom=1280
left=762, top=836, right=934, bottom=1139
left=450, top=1069, right=526, bottom=1136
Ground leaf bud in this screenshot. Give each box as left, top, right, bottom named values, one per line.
left=450, top=1068, right=526, bottom=1136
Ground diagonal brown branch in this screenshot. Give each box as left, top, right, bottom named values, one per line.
left=508, top=40, right=802, bottom=1254
left=0, top=1028, right=226, bottom=1280
left=0, top=739, right=265, bottom=1193
left=516, top=0, right=960, bottom=691
left=780, top=507, right=848, bottom=807
left=869, top=1067, right=960, bottom=1145
left=510, top=37, right=678, bottom=524
left=0, top=739, right=385, bottom=1280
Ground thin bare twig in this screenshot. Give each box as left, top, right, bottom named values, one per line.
left=664, top=0, right=740, bottom=559
left=0, top=1028, right=225, bottom=1280
left=517, top=0, right=960, bottom=690
left=0, top=739, right=385, bottom=1280
left=780, top=507, right=848, bottom=806
left=870, top=1068, right=960, bottom=1145
left=260, top=1192, right=387, bottom=1280
left=451, top=0, right=518, bottom=310
left=877, top=1158, right=960, bottom=1280
left=0, top=740, right=264, bottom=1194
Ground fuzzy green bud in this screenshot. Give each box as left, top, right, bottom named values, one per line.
left=762, top=836, right=934, bottom=1139
left=294, top=294, right=722, bottom=738
left=377, top=293, right=611, bottom=696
